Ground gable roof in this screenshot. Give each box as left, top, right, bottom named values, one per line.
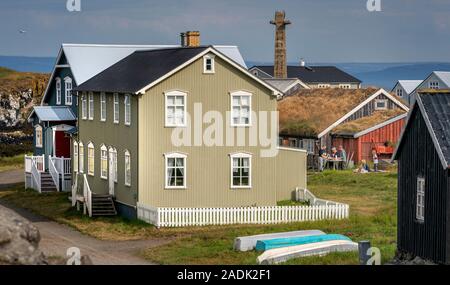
left=278, top=88, right=409, bottom=138
left=76, top=46, right=282, bottom=96
left=28, top=106, right=76, bottom=122
left=263, top=78, right=310, bottom=93
left=433, top=71, right=450, bottom=87
left=393, top=90, right=450, bottom=169
left=393, top=80, right=423, bottom=94
left=250, top=65, right=361, bottom=84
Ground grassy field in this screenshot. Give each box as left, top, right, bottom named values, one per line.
left=0, top=169, right=398, bottom=264
left=0, top=153, right=26, bottom=172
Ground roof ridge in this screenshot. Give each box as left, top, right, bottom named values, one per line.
left=133, top=46, right=210, bottom=53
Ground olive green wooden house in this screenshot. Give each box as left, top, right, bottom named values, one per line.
left=72, top=45, right=308, bottom=224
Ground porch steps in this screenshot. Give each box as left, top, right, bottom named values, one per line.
left=91, top=194, right=117, bottom=216
left=40, top=173, right=57, bottom=192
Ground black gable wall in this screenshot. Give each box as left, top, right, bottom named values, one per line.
left=397, top=106, right=448, bottom=264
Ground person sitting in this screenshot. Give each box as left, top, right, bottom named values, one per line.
left=354, top=160, right=370, bottom=173
left=318, top=145, right=328, bottom=172
left=329, top=147, right=339, bottom=169
left=337, top=145, right=347, bottom=170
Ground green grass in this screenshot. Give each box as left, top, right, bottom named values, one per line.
left=0, top=153, right=27, bottom=172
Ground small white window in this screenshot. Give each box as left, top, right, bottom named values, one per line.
left=73, top=141, right=79, bottom=173
left=64, top=77, right=73, bottom=106
left=124, top=95, right=131, bottom=126
left=55, top=78, right=62, bottom=105
left=100, top=144, right=108, bottom=179
left=165, top=91, right=186, bottom=127
left=165, top=152, right=186, bottom=189
left=375, top=99, right=388, bottom=110
left=396, top=88, right=403, bottom=98
left=203, top=54, right=215, bottom=73
left=87, top=142, right=94, bottom=176
left=88, top=92, right=94, bottom=120
left=79, top=142, right=84, bottom=173
left=230, top=152, right=252, bottom=188
left=416, top=177, right=425, bottom=222
left=231, top=91, right=252, bottom=126
left=429, top=81, right=439, bottom=89
left=35, top=125, right=43, bottom=148
left=81, top=93, right=87, bottom=120
left=318, top=84, right=330, bottom=88
left=100, top=93, right=106, bottom=122
left=109, top=147, right=118, bottom=183
left=124, top=150, right=131, bottom=186
left=113, top=93, right=119, bottom=124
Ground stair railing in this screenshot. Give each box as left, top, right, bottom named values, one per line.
left=83, top=174, right=92, bottom=217
left=30, top=159, right=41, bottom=193
left=48, top=156, right=60, bottom=192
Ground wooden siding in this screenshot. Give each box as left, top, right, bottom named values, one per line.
left=343, top=94, right=400, bottom=123
left=397, top=107, right=448, bottom=264
left=138, top=55, right=307, bottom=207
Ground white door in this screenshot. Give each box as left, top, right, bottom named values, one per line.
left=108, top=151, right=115, bottom=196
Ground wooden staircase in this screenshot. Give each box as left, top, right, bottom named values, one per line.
left=40, top=172, right=57, bottom=192
left=91, top=194, right=117, bottom=216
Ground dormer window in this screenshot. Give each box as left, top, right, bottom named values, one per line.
left=429, top=81, right=439, bottom=89
left=55, top=78, right=61, bottom=105
left=64, top=77, right=73, bottom=105
left=375, top=99, right=388, bottom=110
left=203, top=55, right=215, bottom=74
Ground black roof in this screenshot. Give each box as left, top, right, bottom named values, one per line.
left=75, top=46, right=208, bottom=93
left=251, top=65, right=361, bottom=84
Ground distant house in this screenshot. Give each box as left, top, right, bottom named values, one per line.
left=249, top=64, right=362, bottom=89
left=278, top=88, right=409, bottom=166
left=391, top=80, right=422, bottom=105
left=264, top=78, right=310, bottom=97
left=393, top=90, right=450, bottom=264
left=408, top=71, right=450, bottom=105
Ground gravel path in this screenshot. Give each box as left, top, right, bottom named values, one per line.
left=0, top=169, right=24, bottom=189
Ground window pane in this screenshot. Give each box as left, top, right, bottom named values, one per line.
left=241, top=177, right=249, bottom=186
left=241, top=96, right=249, bottom=106
left=233, top=177, right=240, bottom=186
left=232, top=97, right=240, bottom=106
left=167, top=96, right=175, bottom=105
left=168, top=158, right=175, bottom=167
left=175, top=96, right=184, bottom=105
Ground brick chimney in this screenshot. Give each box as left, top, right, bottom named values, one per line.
left=181, top=31, right=200, bottom=47
left=270, top=11, right=291, bottom=78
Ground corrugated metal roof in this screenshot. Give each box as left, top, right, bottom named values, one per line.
left=31, top=106, right=76, bottom=122
left=434, top=71, right=450, bottom=88
left=398, top=80, right=422, bottom=94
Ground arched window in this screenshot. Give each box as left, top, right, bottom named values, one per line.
left=109, top=147, right=118, bottom=183
left=124, top=95, right=131, bottom=126
left=164, top=152, right=187, bottom=189
left=124, top=150, right=131, bottom=186
left=87, top=142, right=95, bottom=176
left=64, top=77, right=73, bottom=105
left=229, top=152, right=252, bottom=188
left=79, top=142, right=84, bottom=173
left=35, top=125, right=43, bottom=148
left=55, top=77, right=62, bottom=105
left=100, top=144, right=108, bottom=179
left=73, top=141, right=79, bottom=173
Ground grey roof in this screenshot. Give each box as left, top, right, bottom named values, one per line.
left=395, top=80, right=423, bottom=94
left=251, top=65, right=361, bottom=84
left=433, top=71, right=450, bottom=87
left=30, top=106, right=76, bottom=122
left=263, top=78, right=306, bottom=93
left=76, top=47, right=209, bottom=93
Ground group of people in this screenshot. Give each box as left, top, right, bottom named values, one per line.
left=318, top=145, right=347, bottom=171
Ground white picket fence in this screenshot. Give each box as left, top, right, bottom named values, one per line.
left=137, top=203, right=349, bottom=228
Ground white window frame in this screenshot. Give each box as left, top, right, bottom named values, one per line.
left=79, top=142, right=84, bottom=174
left=124, top=150, right=131, bottom=186
left=396, top=88, right=403, bottom=98
left=100, top=92, right=106, bottom=122
left=55, top=77, right=62, bottom=105
left=203, top=54, right=215, bottom=74
left=230, top=91, right=252, bottom=127
left=73, top=141, right=79, bottom=173
left=164, top=152, right=187, bottom=189
left=87, top=142, right=94, bottom=176
left=164, top=90, right=187, bottom=127
left=88, top=92, right=94, bottom=120
left=81, top=93, right=87, bottom=120
left=374, top=99, right=388, bottom=110
left=35, top=125, right=43, bottom=148
left=109, top=147, right=118, bottom=183
left=318, top=84, right=330, bottom=88
left=64, top=77, right=73, bottom=106
left=230, top=152, right=252, bottom=189
left=429, top=81, right=439, bottom=89
left=113, top=93, right=119, bottom=124
left=339, top=84, right=351, bottom=89
left=416, top=177, right=425, bottom=222
left=124, top=94, right=131, bottom=126
left=100, top=144, right=108, bottom=180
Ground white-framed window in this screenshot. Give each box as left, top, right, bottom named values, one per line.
left=88, top=92, right=94, bottom=120
left=203, top=54, right=215, bottom=73
left=79, top=142, right=84, bottom=173
left=165, top=90, right=186, bottom=127
left=302, top=139, right=315, bottom=154
left=35, top=125, right=43, bottom=148
left=64, top=77, right=73, bottom=106
left=164, top=152, right=187, bottom=189
left=429, top=81, right=439, bottom=89
left=318, top=84, right=330, bottom=88
left=100, top=144, right=107, bottom=179
left=100, top=92, right=106, bottom=122
left=124, top=94, right=131, bottom=126
left=109, top=147, right=118, bottom=183
left=230, top=152, right=252, bottom=189
left=113, top=93, right=119, bottom=124
left=231, top=91, right=252, bottom=126
left=416, top=177, right=425, bottom=222
left=375, top=99, right=388, bottom=110
left=73, top=141, right=79, bottom=173
left=339, top=84, right=351, bottom=89
left=396, top=88, right=403, bottom=98
left=124, top=150, right=131, bottom=186
left=81, top=93, right=87, bottom=120
left=55, top=77, right=62, bottom=105
left=87, top=142, right=94, bottom=176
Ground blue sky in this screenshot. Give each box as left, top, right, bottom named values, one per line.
left=1, top=0, right=450, bottom=62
